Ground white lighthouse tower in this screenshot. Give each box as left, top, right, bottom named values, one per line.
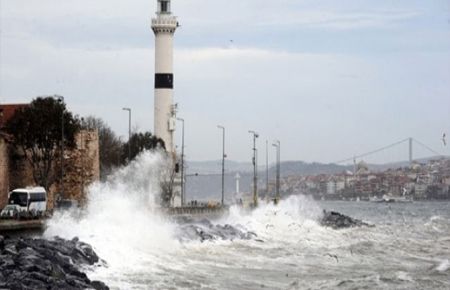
left=152, top=0, right=182, bottom=207
left=151, top=0, right=178, bottom=152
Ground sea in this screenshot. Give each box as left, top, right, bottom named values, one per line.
left=44, top=151, right=450, bottom=290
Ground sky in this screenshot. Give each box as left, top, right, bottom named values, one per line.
left=0, top=0, right=449, bottom=164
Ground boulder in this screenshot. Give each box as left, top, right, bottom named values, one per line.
left=178, top=219, right=259, bottom=242
left=321, top=210, right=373, bottom=229
left=0, top=236, right=108, bottom=290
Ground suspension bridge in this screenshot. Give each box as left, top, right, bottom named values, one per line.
left=334, top=137, right=447, bottom=166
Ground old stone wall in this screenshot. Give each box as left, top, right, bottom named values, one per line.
left=0, top=135, right=9, bottom=209
left=53, top=129, right=100, bottom=206
left=1, top=129, right=100, bottom=210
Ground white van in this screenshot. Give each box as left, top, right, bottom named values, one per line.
left=1, top=187, right=47, bottom=219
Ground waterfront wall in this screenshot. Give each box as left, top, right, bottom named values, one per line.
left=0, top=135, right=9, bottom=209
left=54, top=129, right=100, bottom=205
left=0, top=130, right=100, bottom=210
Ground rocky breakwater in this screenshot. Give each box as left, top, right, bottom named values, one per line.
left=176, top=210, right=374, bottom=243
left=321, top=210, right=373, bottom=230
left=177, top=218, right=258, bottom=243
left=0, top=235, right=108, bottom=290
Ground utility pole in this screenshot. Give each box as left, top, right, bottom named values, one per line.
left=80, top=117, right=85, bottom=197
left=122, top=108, right=131, bottom=162
left=177, top=118, right=185, bottom=206
left=249, top=130, right=259, bottom=207
left=266, top=140, right=269, bottom=197
left=272, top=140, right=280, bottom=204
left=55, top=96, right=65, bottom=200
left=218, top=125, right=226, bottom=206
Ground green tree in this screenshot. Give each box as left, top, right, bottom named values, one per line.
left=6, top=96, right=80, bottom=190
left=122, top=131, right=165, bottom=162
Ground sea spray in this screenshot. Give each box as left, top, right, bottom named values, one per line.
left=43, top=150, right=414, bottom=289
left=44, top=150, right=180, bottom=286
left=220, top=195, right=328, bottom=243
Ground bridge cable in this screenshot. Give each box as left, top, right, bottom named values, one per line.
left=412, top=138, right=445, bottom=158
left=333, top=138, right=410, bottom=164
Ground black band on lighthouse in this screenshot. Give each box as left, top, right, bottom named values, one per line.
left=155, top=73, right=173, bottom=89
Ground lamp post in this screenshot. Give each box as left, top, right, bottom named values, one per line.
left=272, top=140, right=280, bottom=205
left=249, top=130, right=259, bottom=207
left=80, top=117, right=85, bottom=197
left=185, top=173, right=199, bottom=206
left=122, top=108, right=131, bottom=162
left=218, top=125, right=226, bottom=206
left=177, top=117, right=185, bottom=206
left=266, top=140, right=269, bottom=196
left=55, top=96, right=65, bottom=200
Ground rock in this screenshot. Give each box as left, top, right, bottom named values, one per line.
left=91, top=280, right=110, bottom=290
left=321, top=210, right=373, bottom=229
left=0, top=236, right=109, bottom=290
left=178, top=219, right=259, bottom=242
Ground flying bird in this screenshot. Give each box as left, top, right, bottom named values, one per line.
left=442, top=133, right=447, bottom=146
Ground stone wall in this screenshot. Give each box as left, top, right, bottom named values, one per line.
left=0, top=135, right=9, bottom=209
left=0, top=129, right=100, bottom=210
left=56, top=129, right=100, bottom=205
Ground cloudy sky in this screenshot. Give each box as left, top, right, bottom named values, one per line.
left=0, top=0, right=449, bottom=164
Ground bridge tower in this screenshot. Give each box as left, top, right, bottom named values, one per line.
left=409, top=137, right=413, bottom=165
left=151, top=0, right=178, bottom=153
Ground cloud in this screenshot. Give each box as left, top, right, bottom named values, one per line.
left=254, top=10, right=421, bottom=30
left=0, top=0, right=448, bottom=163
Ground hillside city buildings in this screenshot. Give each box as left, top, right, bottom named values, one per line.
left=267, top=158, right=450, bottom=201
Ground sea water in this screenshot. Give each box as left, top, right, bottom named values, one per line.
left=44, top=151, right=450, bottom=289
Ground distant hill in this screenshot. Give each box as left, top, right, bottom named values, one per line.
left=187, top=156, right=448, bottom=176
left=184, top=156, right=448, bottom=202
left=186, top=160, right=257, bottom=175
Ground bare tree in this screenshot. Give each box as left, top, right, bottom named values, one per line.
left=84, top=116, right=123, bottom=180
left=159, top=154, right=180, bottom=207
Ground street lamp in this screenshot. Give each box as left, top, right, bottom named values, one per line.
left=185, top=173, right=199, bottom=206
left=249, top=130, right=259, bottom=207
left=218, top=125, right=226, bottom=206
left=266, top=140, right=269, bottom=196
left=177, top=117, right=185, bottom=206
left=80, top=117, right=85, bottom=196
left=54, top=95, right=65, bottom=200
left=272, top=140, right=281, bottom=205
left=122, top=108, right=131, bottom=162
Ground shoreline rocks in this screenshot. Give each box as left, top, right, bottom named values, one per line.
left=0, top=235, right=108, bottom=290
left=177, top=218, right=257, bottom=242
left=321, top=210, right=373, bottom=229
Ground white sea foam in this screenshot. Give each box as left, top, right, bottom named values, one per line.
left=42, top=150, right=450, bottom=289
left=436, top=259, right=450, bottom=272
left=44, top=150, right=179, bottom=284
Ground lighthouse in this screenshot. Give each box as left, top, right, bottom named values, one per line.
left=151, top=0, right=178, bottom=152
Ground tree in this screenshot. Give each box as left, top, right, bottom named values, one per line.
left=83, top=116, right=123, bottom=180
left=122, top=131, right=165, bottom=162
left=6, top=96, right=80, bottom=190
left=159, top=154, right=179, bottom=207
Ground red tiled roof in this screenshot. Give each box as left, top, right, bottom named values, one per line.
left=0, top=104, right=29, bottom=129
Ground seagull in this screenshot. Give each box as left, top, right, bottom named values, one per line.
left=443, top=133, right=447, bottom=146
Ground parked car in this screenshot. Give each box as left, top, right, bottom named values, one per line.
left=0, top=204, right=19, bottom=219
